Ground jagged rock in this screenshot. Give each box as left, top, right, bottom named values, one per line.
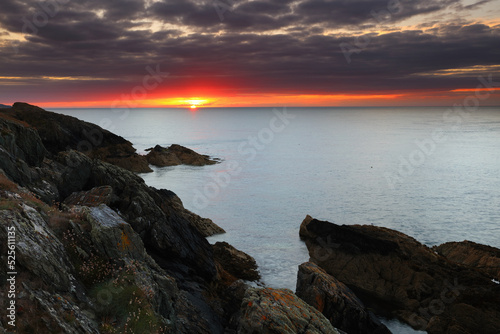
left=0, top=116, right=47, bottom=167
left=300, top=216, right=500, bottom=334
left=166, top=191, right=225, bottom=237
left=435, top=241, right=500, bottom=280
left=238, top=288, right=340, bottom=334
left=213, top=242, right=260, bottom=282
left=146, top=144, right=220, bottom=167
left=296, top=262, right=391, bottom=334
left=64, top=186, right=114, bottom=207
left=4, top=102, right=152, bottom=173
left=24, top=287, right=100, bottom=334
left=86, top=204, right=147, bottom=261
left=0, top=201, right=76, bottom=292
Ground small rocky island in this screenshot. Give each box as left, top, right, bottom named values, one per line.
left=145, top=144, right=220, bottom=167
left=0, top=103, right=499, bottom=333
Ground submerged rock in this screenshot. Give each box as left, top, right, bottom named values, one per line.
left=238, top=288, right=340, bottom=334
left=300, top=216, right=500, bottom=334
left=296, top=262, right=391, bottom=334
left=146, top=144, right=220, bottom=167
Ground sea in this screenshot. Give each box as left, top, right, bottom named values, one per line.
left=55, top=106, right=500, bottom=333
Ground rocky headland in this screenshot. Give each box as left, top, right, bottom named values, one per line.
left=1, top=102, right=499, bottom=334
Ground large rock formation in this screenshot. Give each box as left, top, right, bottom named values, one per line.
left=296, top=262, right=391, bottom=334
left=3, top=102, right=152, bottom=173
left=435, top=241, right=500, bottom=281
left=0, top=103, right=248, bottom=333
left=238, top=287, right=340, bottom=334
left=300, top=216, right=500, bottom=334
left=146, top=144, right=220, bottom=167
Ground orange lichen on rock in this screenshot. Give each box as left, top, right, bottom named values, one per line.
left=119, top=231, right=132, bottom=250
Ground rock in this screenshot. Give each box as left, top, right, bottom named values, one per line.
left=86, top=204, right=148, bottom=261
left=0, top=116, right=47, bottom=167
left=23, top=287, right=100, bottom=334
left=238, top=287, right=340, bottom=334
left=64, top=186, right=114, bottom=207
left=213, top=242, right=260, bottom=282
left=165, top=191, right=225, bottom=237
left=299, top=214, right=316, bottom=239
left=0, top=201, right=76, bottom=292
left=146, top=144, right=220, bottom=167
left=5, top=102, right=152, bottom=173
left=300, top=216, right=500, bottom=334
left=0, top=104, right=11, bottom=108
left=296, top=262, right=391, bottom=334
left=435, top=241, right=500, bottom=280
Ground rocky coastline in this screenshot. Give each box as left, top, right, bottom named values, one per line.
left=0, top=103, right=499, bottom=333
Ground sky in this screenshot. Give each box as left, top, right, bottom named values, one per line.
left=0, top=0, right=499, bottom=108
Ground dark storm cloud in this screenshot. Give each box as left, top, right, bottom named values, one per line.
left=0, top=0, right=499, bottom=102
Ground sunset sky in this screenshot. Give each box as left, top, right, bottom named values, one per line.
left=0, top=0, right=499, bottom=108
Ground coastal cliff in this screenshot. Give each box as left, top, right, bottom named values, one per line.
left=0, top=103, right=246, bottom=333
left=0, top=103, right=338, bottom=333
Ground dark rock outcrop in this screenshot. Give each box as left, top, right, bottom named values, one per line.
left=2, top=102, right=152, bottom=173
left=296, top=262, right=391, bottom=334
left=300, top=216, right=500, bottom=334
left=146, top=144, right=220, bottom=167
left=213, top=242, right=260, bottom=282
left=435, top=241, right=500, bottom=281
left=238, top=287, right=340, bottom=334
left=0, top=103, right=252, bottom=333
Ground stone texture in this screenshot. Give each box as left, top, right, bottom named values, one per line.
left=63, top=186, right=114, bottom=207
left=435, top=240, right=500, bottom=280
left=238, top=288, right=340, bottom=334
left=0, top=202, right=76, bottom=292
left=296, top=262, right=391, bottom=334
left=213, top=242, right=260, bottom=282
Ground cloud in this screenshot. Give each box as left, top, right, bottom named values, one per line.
left=0, top=0, right=499, bottom=103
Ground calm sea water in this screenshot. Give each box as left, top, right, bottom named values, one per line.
left=56, top=106, right=500, bottom=333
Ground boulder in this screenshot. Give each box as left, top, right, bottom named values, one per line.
left=146, top=144, right=220, bottom=167
left=435, top=241, right=500, bottom=280
left=300, top=216, right=500, bottom=334
left=296, top=262, right=391, bottom=334
left=213, top=242, right=260, bottom=282
left=238, top=288, right=340, bottom=334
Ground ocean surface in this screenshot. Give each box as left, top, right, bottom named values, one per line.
left=56, top=106, right=500, bottom=333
